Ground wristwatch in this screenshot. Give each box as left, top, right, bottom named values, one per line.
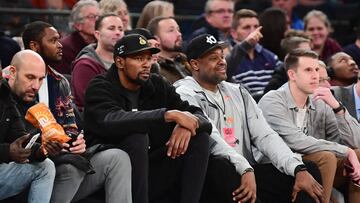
left=294, top=164, right=307, bottom=175
left=333, top=102, right=345, bottom=114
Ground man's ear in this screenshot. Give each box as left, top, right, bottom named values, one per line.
left=189, top=59, right=200, bottom=71
left=287, top=69, right=296, bottom=81
left=8, top=65, right=17, bottom=79
left=230, top=28, right=237, bottom=41
left=115, top=56, right=125, bottom=69
left=29, top=41, right=40, bottom=52
left=94, top=30, right=100, bottom=41
left=74, top=22, right=82, bottom=32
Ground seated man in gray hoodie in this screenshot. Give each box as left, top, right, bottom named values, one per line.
left=174, top=34, right=324, bottom=203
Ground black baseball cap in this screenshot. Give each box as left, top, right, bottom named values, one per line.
left=124, top=28, right=156, bottom=40
left=186, top=34, right=228, bottom=60
left=114, top=34, right=160, bottom=57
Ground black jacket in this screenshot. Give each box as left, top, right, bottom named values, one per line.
left=84, top=64, right=212, bottom=147
left=0, top=79, right=44, bottom=163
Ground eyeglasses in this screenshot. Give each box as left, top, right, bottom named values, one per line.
left=319, top=77, right=330, bottom=83
left=209, top=9, right=234, bottom=15
left=80, top=14, right=99, bottom=21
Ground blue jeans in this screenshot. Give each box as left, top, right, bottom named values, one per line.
left=0, top=158, right=56, bottom=203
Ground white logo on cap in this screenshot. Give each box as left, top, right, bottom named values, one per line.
left=117, top=45, right=125, bottom=54
left=206, top=35, right=217, bottom=44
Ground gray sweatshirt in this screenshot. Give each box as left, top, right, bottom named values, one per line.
left=174, top=76, right=304, bottom=176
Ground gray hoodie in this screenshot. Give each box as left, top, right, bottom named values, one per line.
left=174, top=76, right=304, bottom=176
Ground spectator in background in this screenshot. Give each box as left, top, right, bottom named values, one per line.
left=227, top=9, right=280, bottom=97
left=0, top=30, right=21, bottom=67
left=72, top=14, right=124, bottom=112
left=189, top=0, right=234, bottom=44
left=136, top=0, right=174, bottom=29
left=318, top=60, right=330, bottom=88
left=298, top=0, right=326, bottom=6
left=343, top=20, right=360, bottom=67
left=272, top=0, right=304, bottom=30
left=99, top=0, right=132, bottom=31
left=304, top=10, right=342, bottom=61
left=327, top=52, right=358, bottom=87
left=264, top=30, right=312, bottom=93
left=259, top=7, right=289, bottom=60
left=51, top=0, right=99, bottom=75
left=147, top=17, right=191, bottom=83
left=333, top=70, right=360, bottom=121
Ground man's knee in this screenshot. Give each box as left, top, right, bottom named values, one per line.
left=35, top=158, right=56, bottom=179
left=305, top=151, right=337, bottom=167
left=122, top=133, right=149, bottom=157
left=189, top=132, right=210, bottom=152
left=55, top=163, right=84, bottom=180
left=98, top=149, right=131, bottom=174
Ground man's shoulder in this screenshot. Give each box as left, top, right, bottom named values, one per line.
left=87, top=74, right=110, bottom=90
left=73, top=55, right=104, bottom=70
left=332, top=85, right=354, bottom=98
left=259, top=87, right=287, bottom=105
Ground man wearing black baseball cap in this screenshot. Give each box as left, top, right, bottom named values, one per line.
left=83, top=33, right=213, bottom=203
left=174, top=34, right=324, bottom=203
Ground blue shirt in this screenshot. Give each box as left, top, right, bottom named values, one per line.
left=291, top=13, right=304, bottom=30
left=353, top=84, right=360, bottom=120
left=231, top=44, right=280, bottom=95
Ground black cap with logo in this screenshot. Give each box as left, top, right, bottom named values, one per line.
left=114, top=34, right=160, bottom=57
left=186, top=34, right=228, bottom=60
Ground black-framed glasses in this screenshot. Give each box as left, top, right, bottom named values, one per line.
left=209, top=9, right=234, bottom=14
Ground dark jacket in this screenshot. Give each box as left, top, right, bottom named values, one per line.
left=157, top=54, right=191, bottom=84
left=333, top=84, right=357, bottom=119
left=0, top=79, right=44, bottom=163
left=84, top=64, right=212, bottom=147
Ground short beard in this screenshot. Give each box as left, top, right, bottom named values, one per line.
left=125, top=73, right=147, bottom=86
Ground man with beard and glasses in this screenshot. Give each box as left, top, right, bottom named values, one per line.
left=21, top=21, right=132, bottom=203
left=84, top=34, right=213, bottom=203
left=147, top=16, right=191, bottom=84
left=72, top=14, right=124, bottom=112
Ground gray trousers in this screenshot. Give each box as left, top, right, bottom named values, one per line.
left=50, top=148, right=132, bottom=203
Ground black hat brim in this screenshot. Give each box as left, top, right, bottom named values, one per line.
left=120, top=46, right=160, bottom=57
left=198, top=41, right=229, bottom=58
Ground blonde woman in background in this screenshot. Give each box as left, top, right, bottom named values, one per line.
left=304, top=10, right=342, bottom=61
left=99, top=0, right=132, bottom=30
left=136, top=0, right=174, bottom=29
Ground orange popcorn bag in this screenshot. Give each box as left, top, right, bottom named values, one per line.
left=25, top=103, right=71, bottom=144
